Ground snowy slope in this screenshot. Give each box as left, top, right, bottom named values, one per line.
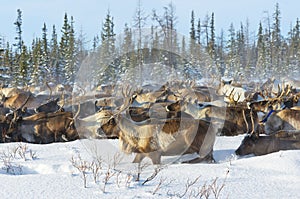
left=0, top=136, right=299, bottom=199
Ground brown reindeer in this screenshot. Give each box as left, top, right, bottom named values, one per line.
left=167, top=100, right=257, bottom=136
left=114, top=113, right=217, bottom=164
left=1, top=91, right=53, bottom=110
left=235, top=130, right=300, bottom=156
left=0, top=87, right=24, bottom=98
left=93, top=85, right=218, bottom=164
left=8, top=111, right=79, bottom=143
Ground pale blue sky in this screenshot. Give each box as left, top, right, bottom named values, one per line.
left=0, top=0, right=298, bottom=48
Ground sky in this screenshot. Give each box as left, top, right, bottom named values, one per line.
left=0, top=0, right=299, bottom=48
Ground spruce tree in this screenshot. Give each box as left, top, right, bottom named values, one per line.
left=14, top=9, right=23, bottom=55
left=41, top=23, right=50, bottom=83
left=1, top=42, right=13, bottom=85
left=196, top=18, right=201, bottom=45
left=257, top=22, right=266, bottom=78
left=18, top=41, right=29, bottom=86
left=59, top=13, right=77, bottom=84
left=208, top=12, right=216, bottom=61
left=65, top=16, right=77, bottom=84
left=98, top=9, right=116, bottom=83
left=289, top=18, right=300, bottom=74
left=226, top=23, right=236, bottom=77
left=189, top=10, right=196, bottom=56
left=271, top=3, right=281, bottom=72
left=92, top=35, right=99, bottom=52
left=49, top=25, right=60, bottom=83
left=30, top=38, right=42, bottom=86
left=59, top=13, right=70, bottom=83
left=6, top=43, right=14, bottom=73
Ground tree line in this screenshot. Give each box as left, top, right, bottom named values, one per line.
left=0, top=2, right=299, bottom=88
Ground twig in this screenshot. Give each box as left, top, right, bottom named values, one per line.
left=142, top=165, right=164, bottom=185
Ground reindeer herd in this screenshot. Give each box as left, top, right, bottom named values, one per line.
left=0, top=77, right=300, bottom=164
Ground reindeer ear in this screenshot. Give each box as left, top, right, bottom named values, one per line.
left=250, top=132, right=259, bottom=141
left=109, top=118, right=115, bottom=125
left=221, top=79, right=225, bottom=86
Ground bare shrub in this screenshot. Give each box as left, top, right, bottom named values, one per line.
left=209, top=170, right=229, bottom=199
left=100, top=152, right=123, bottom=193
left=17, top=143, right=28, bottom=161
left=90, top=158, right=102, bottom=183
left=115, top=170, right=122, bottom=188
left=0, top=144, right=37, bottom=175
left=177, top=175, right=201, bottom=198
left=1, top=152, right=23, bottom=175
left=142, top=164, right=165, bottom=185
left=168, top=170, right=229, bottom=199
left=124, top=172, right=134, bottom=188
left=29, top=149, right=38, bottom=160
left=136, top=161, right=151, bottom=182
left=151, top=177, right=173, bottom=195
left=70, top=154, right=91, bottom=188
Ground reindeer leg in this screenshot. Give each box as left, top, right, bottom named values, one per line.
left=242, top=109, right=249, bottom=133
left=250, top=109, right=255, bottom=134
left=132, top=153, right=146, bottom=164
left=183, top=150, right=215, bottom=164
left=148, top=151, right=161, bottom=165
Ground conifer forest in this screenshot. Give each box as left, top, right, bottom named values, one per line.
left=0, top=2, right=299, bottom=88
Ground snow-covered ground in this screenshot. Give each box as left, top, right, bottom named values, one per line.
left=0, top=135, right=299, bottom=199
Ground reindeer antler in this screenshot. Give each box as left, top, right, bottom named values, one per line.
left=116, top=84, right=133, bottom=115
left=227, top=88, right=242, bottom=106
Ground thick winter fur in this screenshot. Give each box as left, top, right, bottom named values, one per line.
left=235, top=131, right=300, bottom=156
left=114, top=113, right=217, bottom=164
left=264, top=109, right=300, bottom=135
left=167, top=101, right=258, bottom=136
left=216, top=79, right=246, bottom=102
left=35, top=98, right=61, bottom=113
left=1, top=92, right=52, bottom=110
left=8, top=111, right=78, bottom=143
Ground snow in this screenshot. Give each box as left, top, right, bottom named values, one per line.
left=0, top=136, right=299, bottom=199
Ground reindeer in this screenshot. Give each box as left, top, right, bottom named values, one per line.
left=0, top=114, right=13, bottom=143
left=74, top=107, right=116, bottom=139
left=249, top=84, right=294, bottom=113
left=264, top=108, right=300, bottom=135
left=235, top=130, right=300, bottom=156
left=0, top=87, right=24, bottom=98
left=167, top=98, right=257, bottom=136
left=96, top=86, right=218, bottom=164
left=7, top=111, right=79, bottom=143
left=198, top=105, right=258, bottom=136
left=1, top=91, right=55, bottom=110
left=216, top=78, right=246, bottom=103
left=35, top=98, right=62, bottom=113
left=113, top=113, right=217, bottom=164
